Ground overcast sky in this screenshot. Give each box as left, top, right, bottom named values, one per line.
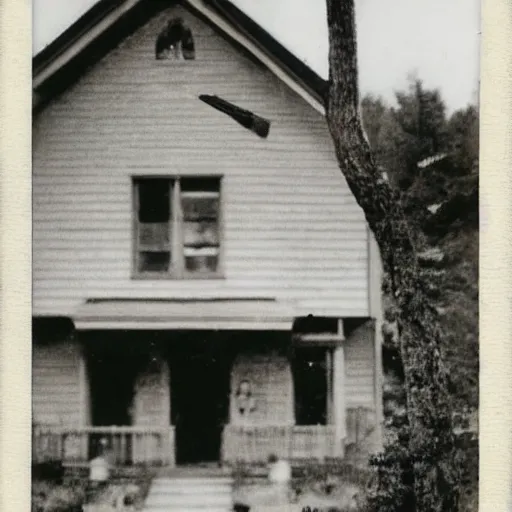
left=33, top=0, right=480, bottom=112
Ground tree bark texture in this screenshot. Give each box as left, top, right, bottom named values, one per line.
left=324, top=1, right=459, bottom=510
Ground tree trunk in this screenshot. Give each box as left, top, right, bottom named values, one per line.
left=324, top=1, right=459, bottom=510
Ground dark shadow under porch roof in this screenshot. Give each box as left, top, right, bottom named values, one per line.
left=73, top=298, right=295, bottom=331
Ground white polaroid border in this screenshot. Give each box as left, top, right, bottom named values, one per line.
left=479, top=0, right=512, bottom=508
left=0, top=1, right=32, bottom=512
left=1, top=0, right=511, bottom=510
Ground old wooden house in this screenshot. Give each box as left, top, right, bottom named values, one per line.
left=32, top=0, right=384, bottom=469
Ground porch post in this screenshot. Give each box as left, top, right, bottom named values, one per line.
left=78, top=346, right=89, bottom=426
left=326, top=349, right=333, bottom=424
left=332, top=341, right=346, bottom=457
left=78, top=343, right=90, bottom=460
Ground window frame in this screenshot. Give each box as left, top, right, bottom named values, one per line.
left=132, top=175, right=224, bottom=280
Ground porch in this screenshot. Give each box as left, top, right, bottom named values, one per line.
left=32, top=408, right=374, bottom=467
left=32, top=313, right=380, bottom=469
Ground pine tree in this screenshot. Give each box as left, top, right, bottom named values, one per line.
left=359, top=77, right=479, bottom=512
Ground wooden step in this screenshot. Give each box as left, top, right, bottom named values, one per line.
left=145, top=495, right=232, bottom=507
left=144, top=508, right=229, bottom=512
left=143, top=472, right=234, bottom=512
left=151, top=477, right=234, bottom=486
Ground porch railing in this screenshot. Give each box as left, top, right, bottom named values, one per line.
left=222, top=425, right=336, bottom=463
left=32, top=425, right=175, bottom=467
left=221, top=407, right=375, bottom=464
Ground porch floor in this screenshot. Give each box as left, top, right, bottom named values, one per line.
left=156, top=463, right=233, bottom=479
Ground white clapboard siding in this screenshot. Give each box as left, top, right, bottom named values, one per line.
left=344, top=322, right=375, bottom=409
left=32, top=342, right=82, bottom=426
left=230, top=353, right=294, bottom=425
left=134, top=361, right=170, bottom=427
left=32, top=5, right=370, bottom=318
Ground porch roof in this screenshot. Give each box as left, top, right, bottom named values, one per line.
left=73, top=298, right=295, bottom=331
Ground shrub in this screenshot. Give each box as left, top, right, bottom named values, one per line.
left=32, top=480, right=86, bottom=512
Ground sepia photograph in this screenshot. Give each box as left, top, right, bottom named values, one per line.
left=29, top=0, right=479, bottom=511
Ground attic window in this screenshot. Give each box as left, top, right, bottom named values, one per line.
left=155, top=18, right=195, bottom=60
left=199, top=94, right=271, bottom=138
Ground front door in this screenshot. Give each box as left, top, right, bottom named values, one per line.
left=171, top=343, right=231, bottom=465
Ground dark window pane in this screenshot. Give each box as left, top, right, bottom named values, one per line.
left=182, top=196, right=219, bottom=220
left=183, top=221, right=218, bottom=247
left=139, top=222, right=170, bottom=249
left=185, top=255, right=218, bottom=273
left=138, top=179, right=171, bottom=223
left=180, top=177, right=220, bottom=193
left=138, top=251, right=170, bottom=273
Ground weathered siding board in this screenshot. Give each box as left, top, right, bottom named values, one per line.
left=344, top=322, right=375, bottom=409
left=32, top=341, right=82, bottom=426
left=33, top=6, right=369, bottom=318
left=134, top=360, right=170, bottom=427
left=230, top=352, right=294, bottom=426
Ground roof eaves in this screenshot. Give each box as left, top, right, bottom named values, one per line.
left=185, top=0, right=326, bottom=113
left=33, top=0, right=168, bottom=91
left=203, top=0, right=328, bottom=105
left=33, top=0, right=172, bottom=112
left=33, top=0, right=126, bottom=75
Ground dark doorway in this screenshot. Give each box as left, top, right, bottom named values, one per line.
left=87, top=344, right=141, bottom=427
left=293, top=347, right=328, bottom=425
left=170, top=339, right=231, bottom=465
left=85, top=341, right=144, bottom=463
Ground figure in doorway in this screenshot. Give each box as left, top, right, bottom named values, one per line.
left=235, top=379, right=256, bottom=423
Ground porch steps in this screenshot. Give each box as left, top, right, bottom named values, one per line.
left=143, top=472, right=234, bottom=512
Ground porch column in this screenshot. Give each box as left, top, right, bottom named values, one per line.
left=78, top=347, right=90, bottom=426
left=332, top=343, right=346, bottom=457
left=78, top=344, right=90, bottom=460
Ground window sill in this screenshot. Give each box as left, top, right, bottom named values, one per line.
left=131, top=272, right=225, bottom=281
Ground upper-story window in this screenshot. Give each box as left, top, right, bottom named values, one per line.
left=133, top=176, right=221, bottom=278
left=155, top=18, right=195, bottom=60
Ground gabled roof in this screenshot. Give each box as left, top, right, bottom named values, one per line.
left=33, top=0, right=327, bottom=113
